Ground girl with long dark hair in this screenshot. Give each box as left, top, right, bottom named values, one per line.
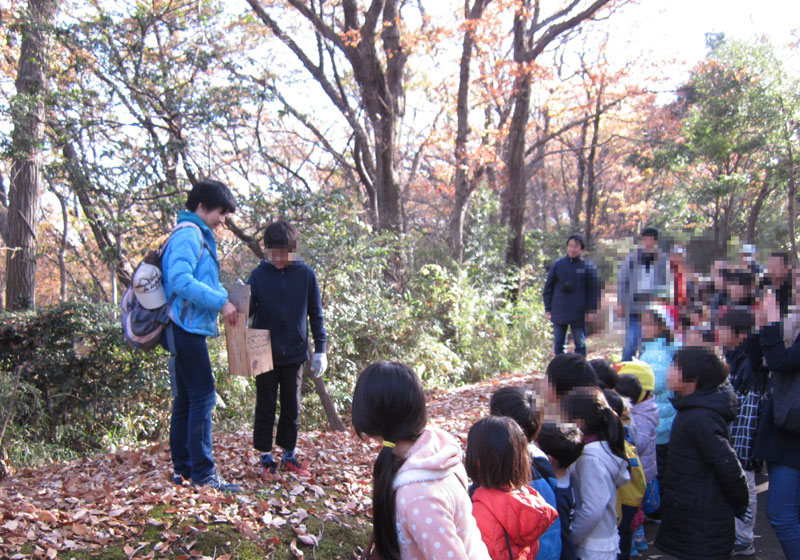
left=563, top=387, right=630, bottom=560
left=352, top=362, right=489, bottom=560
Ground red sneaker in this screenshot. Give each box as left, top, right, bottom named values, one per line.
left=281, top=456, right=311, bottom=477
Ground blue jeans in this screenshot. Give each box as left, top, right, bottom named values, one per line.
left=162, top=324, right=216, bottom=482
left=622, top=314, right=642, bottom=361
left=553, top=323, right=586, bottom=356
left=766, top=462, right=800, bottom=558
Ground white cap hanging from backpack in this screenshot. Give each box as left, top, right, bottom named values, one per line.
left=132, top=263, right=167, bottom=309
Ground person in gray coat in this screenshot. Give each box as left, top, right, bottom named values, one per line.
left=617, top=227, right=671, bottom=361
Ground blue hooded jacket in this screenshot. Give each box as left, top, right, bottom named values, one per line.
left=161, top=211, right=228, bottom=337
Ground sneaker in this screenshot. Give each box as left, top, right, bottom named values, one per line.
left=260, top=456, right=278, bottom=476
left=193, top=471, right=242, bottom=493
left=172, top=473, right=188, bottom=486
left=281, top=456, right=311, bottom=477
left=732, top=541, right=755, bottom=556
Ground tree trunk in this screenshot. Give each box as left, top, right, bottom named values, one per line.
left=584, top=89, right=603, bottom=251
left=311, top=374, right=347, bottom=432
left=505, top=1, right=533, bottom=268
left=56, top=192, right=68, bottom=302
left=745, top=181, right=772, bottom=244
left=786, top=139, right=798, bottom=261
left=449, top=0, right=490, bottom=262
left=5, top=0, right=60, bottom=311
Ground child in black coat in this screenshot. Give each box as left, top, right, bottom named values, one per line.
left=654, top=346, right=749, bottom=560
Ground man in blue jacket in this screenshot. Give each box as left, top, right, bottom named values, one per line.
left=542, top=233, right=600, bottom=356
left=248, top=221, right=327, bottom=477
left=161, top=179, right=240, bottom=492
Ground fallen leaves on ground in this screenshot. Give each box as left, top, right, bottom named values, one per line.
left=0, top=370, right=536, bottom=558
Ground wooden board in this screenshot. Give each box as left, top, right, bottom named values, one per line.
left=224, top=284, right=273, bottom=376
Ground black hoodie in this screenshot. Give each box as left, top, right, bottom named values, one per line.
left=655, top=383, right=749, bottom=560
left=247, top=260, right=326, bottom=366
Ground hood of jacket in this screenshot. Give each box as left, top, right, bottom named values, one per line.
left=472, top=486, right=557, bottom=554
left=394, top=427, right=467, bottom=490
left=583, top=440, right=630, bottom=487
left=671, top=382, right=738, bottom=424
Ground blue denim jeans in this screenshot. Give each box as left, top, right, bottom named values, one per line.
left=553, top=323, right=586, bottom=356
left=622, top=314, right=642, bottom=361
left=161, top=324, right=216, bottom=482
left=766, top=462, right=800, bottom=558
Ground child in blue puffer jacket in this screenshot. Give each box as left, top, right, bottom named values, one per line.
left=490, top=387, right=562, bottom=560
left=638, top=303, right=680, bottom=518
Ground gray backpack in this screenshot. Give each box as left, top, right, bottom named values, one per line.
left=120, top=223, right=203, bottom=351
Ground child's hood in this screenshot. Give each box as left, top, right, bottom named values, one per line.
left=582, top=440, right=630, bottom=488
left=671, top=382, right=738, bottom=423
left=631, top=398, right=659, bottom=426
left=472, top=486, right=558, bottom=546
left=393, top=426, right=466, bottom=489
left=257, top=259, right=304, bottom=273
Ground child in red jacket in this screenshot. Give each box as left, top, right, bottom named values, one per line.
left=466, top=416, right=559, bottom=560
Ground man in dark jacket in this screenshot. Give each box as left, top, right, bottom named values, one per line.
left=542, top=233, right=600, bottom=356
left=248, top=221, right=327, bottom=477
left=655, top=346, right=749, bottom=560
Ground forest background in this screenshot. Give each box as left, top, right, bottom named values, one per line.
left=0, top=0, right=798, bottom=471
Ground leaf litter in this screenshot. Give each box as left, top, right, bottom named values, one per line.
left=0, top=370, right=534, bottom=557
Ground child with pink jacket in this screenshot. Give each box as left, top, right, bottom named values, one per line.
left=352, top=362, right=490, bottom=560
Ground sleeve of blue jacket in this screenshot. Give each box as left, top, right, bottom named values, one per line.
left=308, top=269, right=327, bottom=354
left=165, top=228, right=227, bottom=312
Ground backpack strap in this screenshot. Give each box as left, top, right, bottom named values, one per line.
left=159, top=222, right=208, bottom=263
left=503, top=527, right=513, bottom=560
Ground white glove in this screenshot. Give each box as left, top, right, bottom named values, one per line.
left=310, top=353, right=328, bottom=378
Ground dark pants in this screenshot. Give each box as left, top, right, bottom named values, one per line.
left=553, top=322, right=587, bottom=356
left=161, top=324, right=216, bottom=482
left=649, top=442, right=670, bottom=519
left=618, top=504, right=638, bottom=559
left=253, top=362, right=303, bottom=453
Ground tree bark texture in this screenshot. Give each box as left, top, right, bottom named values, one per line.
left=5, top=0, right=60, bottom=311
left=246, top=0, right=405, bottom=234
left=503, top=0, right=611, bottom=267
left=449, top=0, right=491, bottom=262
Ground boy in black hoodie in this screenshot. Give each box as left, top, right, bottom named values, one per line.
left=248, top=221, right=327, bottom=476
left=654, top=346, right=749, bottom=560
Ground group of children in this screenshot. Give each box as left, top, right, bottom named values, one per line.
left=352, top=331, right=766, bottom=560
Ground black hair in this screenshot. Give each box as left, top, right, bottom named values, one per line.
left=489, top=386, right=541, bottom=442
left=545, top=353, right=599, bottom=397
left=616, top=374, right=644, bottom=405
left=185, top=179, right=236, bottom=214
left=536, top=423, right=584, bottom=469
left=725, top=269, right=754, bottom=286
left=567, top=233, right=585, bottom=250
left=770, top=252, right=789, bottom=265
left=640, top=226, right=659, bottom=240
left=465, top=416, right=531, bottom=491
left=563, top=386, right=626, bottom=460
left=672, top=346, right=729, bottom=392
left=589, top=359, right=618, bottom=390
left=718, top=307, right=754, bottom=336
left=603, top=389, right=625, bottom=417
left=352, top=362, right=427, bottom=560
left=264, top=220, right=299, bottom=251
